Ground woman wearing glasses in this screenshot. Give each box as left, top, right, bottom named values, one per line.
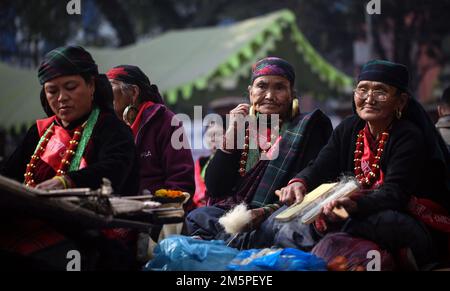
left=274, top=60, right=450, bottom=269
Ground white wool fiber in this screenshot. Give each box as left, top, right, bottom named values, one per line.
left=218, top=203, right=252, bottom=234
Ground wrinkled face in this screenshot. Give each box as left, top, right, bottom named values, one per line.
left=109, top=79, right=130, bottom=119
left=44, top=75, right=94, bottom=127
left=248, top=75, right=293, bottom=118
left=354, top=81, right=405, bottom=123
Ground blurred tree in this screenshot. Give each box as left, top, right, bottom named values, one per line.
left=1, top=0, right=449, bottom=101
left=0, top=0, right=18, bottom=62
left=271, top=0, right=450, bottom=100
left=364, top=0, right=450, bottom=101
left=1, top=0, right=136, bottom=66
left=95, top=0, right=136, bottom=46
left=1, top=0, right=79, bottom=66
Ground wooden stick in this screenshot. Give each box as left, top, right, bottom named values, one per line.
left=332, top=206, right=349, bottom=219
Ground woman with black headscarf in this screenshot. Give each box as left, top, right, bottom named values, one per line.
left=275, top=60, right=450, bottom=269
left=2, top=45, right=139, bottom=194
left=0, top=45, right=140, bottom=270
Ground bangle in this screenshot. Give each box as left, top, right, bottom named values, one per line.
left=53, top=175, right=68, bottom=189
left=64, top=175, right=75, bottom=188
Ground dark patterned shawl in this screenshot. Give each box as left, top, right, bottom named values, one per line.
left=212, top=109, right=331, bottom=209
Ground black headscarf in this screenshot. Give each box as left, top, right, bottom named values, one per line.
left=106, top=65, right=164, bottom=104
left=358, top=60, right=411, bottom=94
left=38, top=45, right=114, bottom=116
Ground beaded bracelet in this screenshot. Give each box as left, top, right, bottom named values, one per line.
left=53, top=175, right=68, bottom=189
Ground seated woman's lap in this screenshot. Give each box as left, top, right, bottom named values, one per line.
left=185, top=205, right=284, bottom=250
left=271, top=209, right=433, bottom=266
left=185, top=206, right=226, bottom=240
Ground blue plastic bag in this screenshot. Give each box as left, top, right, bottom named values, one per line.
left=228, top=248, right=327, bottom=271
left=144, top=235, right=239, bottom=271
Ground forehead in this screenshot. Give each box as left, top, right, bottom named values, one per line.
left=44, top=75, right=83, bottom=87
left=253, top=75, right=290, bottom=85
left=356, top=80, right=394, bottom=90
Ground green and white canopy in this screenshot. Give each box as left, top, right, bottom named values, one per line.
left=0, top=9, right=353, bottom=130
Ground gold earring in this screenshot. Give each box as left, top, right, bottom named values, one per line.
left=396, top=108, right=402, bottom=119
left=249, top=105, right=256, bottom=117
left=291, top=99, right=299, bottom=118
left=123, top=104, right=138, bottom=126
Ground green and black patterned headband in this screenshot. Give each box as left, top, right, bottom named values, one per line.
left=38, top=45, right=98, bottom=85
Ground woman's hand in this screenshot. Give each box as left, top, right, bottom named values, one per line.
left=322, top=197, right=357, bottom=222
left=35, top=177, right=65, bottom=190
left=229, top=103, right=250, bottom=125
left=275, top=182, right=306, bottom=206
left=223, top=103, right=251, bottom=152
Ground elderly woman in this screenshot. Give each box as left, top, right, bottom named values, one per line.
left=0, top=45, right=140, bottom=270
left=185, top=57, right=333, bottom=247
left=106, top=65, right=195, bottom=197
left=275, top=60, right=450, bottom=268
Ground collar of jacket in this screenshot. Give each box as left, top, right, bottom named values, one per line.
left=134, top=103, right=166, bottom=144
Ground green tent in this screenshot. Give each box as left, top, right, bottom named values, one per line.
left=0, top=9, right=352, bottom=130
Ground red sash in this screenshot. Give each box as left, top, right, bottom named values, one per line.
left=36, top=117, right=87, bottom=171
left=192, top=158, right=207, bottom=208
left=408, top=196, right=450, bottom=233
left=408, top=197, right=450, bottom=261
left=362, top=125, right=384, bottom=189
left=130, top=101, right=155, bottom=137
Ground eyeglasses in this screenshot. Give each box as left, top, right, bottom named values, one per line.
left=353, top=88, right=389, bottom=102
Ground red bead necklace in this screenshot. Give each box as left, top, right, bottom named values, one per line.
left=353, top=129, right=389, bottom=188
left=238, top=125, right=279, bottom=177
left=238, top=127, right=250, bottom=176
left=24, top=123, right=84, bottom=187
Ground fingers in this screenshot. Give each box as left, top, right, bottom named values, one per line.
left=35, top=180, right=51, bottom=189
left=322, top=200, right=337, bottom=216
left=35, top=178, right=64, bottom=190
left=276, top=182, right=306, bottom=206
left=293, top=187, right=304, bottom=204
left=336, top=197, right=357, bottom=214
left=35, top=180, right=51, bottom=190
left=323, top=200, right=349, bottom=222
left=278, top=186, right=295, bottom=206
left=229, top=104, right=251, bottom=130
left=230, top=103, right=250, bottom=115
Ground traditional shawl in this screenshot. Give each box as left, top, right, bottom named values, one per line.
left=250, top=110, right=327, bottom=207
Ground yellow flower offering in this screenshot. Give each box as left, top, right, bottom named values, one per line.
left=155, top=189, right=184, bottom=198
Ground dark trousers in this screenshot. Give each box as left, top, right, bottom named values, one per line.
left=187, top=206, right=434, bottom=267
